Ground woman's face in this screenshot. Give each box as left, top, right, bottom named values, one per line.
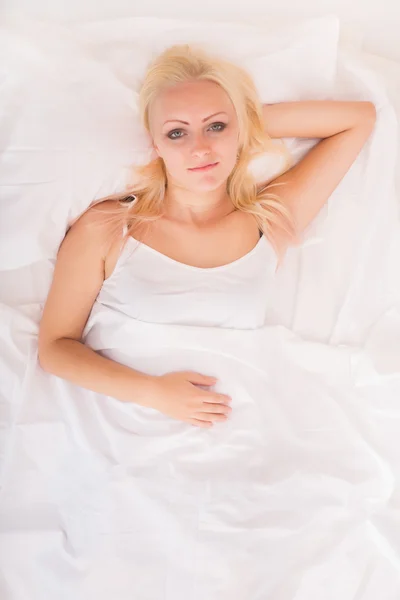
left=149, top=79, right=240, bottom=192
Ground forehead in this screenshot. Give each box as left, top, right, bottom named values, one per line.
left=150, top=80, right=235, bottom=125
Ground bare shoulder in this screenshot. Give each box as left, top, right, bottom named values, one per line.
left=66, top=199, right=122, bottom=257
left=230, top=207, right=288, bottom=266
left=227, top=209, right=280, bottom=255
left=228, top=209, right=260, bottom=240
left=39, top=199, right=125, bottom=355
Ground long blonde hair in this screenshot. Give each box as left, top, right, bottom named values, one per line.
left=93, top=44, right=295, bottom=248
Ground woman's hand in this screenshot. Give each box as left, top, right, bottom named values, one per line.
left=146, top=371, right=232, bottom=428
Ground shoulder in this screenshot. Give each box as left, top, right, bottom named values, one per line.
left=228, top=208, right=275, bottom=243
left=229, top=210, right=259, bottom=236
left=65, top=199, right=125, bottom=260
left=70, top=199, right=121, bottom=229
left=231, top=208, right=288, bottom=263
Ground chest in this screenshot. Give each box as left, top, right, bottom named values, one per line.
left=98, top=239, right=276, bottom=329
left=128, top=212, right=262, bottom=269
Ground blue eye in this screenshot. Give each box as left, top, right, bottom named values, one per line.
left=168, top=130, right=184, bottom=140
left=209, top=122, right=226, bottom=132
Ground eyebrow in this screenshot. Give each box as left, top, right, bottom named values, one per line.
left=163, top=111, right=228, bottom=126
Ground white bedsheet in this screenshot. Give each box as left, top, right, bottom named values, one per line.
left=1, top=15, right=400, bottom=600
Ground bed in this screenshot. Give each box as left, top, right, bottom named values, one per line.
left=1, top=14, right=400, bottom=600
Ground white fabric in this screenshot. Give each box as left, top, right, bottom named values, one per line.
left=97, top=234, right=276, bottom=329
left=1, top=14, right=400, bottom=600
left=3, top=0, right=400, bottom=62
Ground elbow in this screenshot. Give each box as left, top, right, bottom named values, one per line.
left=354, top=102, right=377, bottom=138
left=37, top=340, right=57, bottom=374
left=363, top=101, right=377, bottom=125
left=37, top=348, right=52, bottom=373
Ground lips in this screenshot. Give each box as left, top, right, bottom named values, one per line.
left=188, top=162, right=219, bottom=172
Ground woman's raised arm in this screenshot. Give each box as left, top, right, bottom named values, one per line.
left=261, top=100, right=377, bottom=256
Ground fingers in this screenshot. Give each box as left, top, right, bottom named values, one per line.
left=187, top=405, right=232, bottom=427
left=188, top=414, right=228, bottom=427
left=185, top=372, right=217, bottom=386
left=192, top=412, right=229, bottom=422
left=183, top=372, right=231, bottom=405
left=188, top=418, right=213, bottom=428
left=197, top=403, right=231, bottom=415
left=202, top=392, right=232, bottom=405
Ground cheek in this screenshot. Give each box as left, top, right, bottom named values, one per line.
left=157, top=140, right=186, bottom=162
left=217, top=137, right=239, bottom=171
left=219, top=129, right=239, bottom=155
left=161, top=147, right=189, bottom=175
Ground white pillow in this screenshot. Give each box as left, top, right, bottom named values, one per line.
left=0, top=15, right=339, bottom=270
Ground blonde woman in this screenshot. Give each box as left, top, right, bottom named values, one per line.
left=38, top=45, right=376, bottom=428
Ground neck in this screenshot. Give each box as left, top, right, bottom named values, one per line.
left=163, top=181, right=234, bottom=225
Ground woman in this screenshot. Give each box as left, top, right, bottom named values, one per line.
left=38, top=44, right=376, bottom=428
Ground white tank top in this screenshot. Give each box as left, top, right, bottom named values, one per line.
left=95, top=233, right=278, bottom=330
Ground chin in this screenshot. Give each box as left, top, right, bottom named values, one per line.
left=184, top=170, right=233, bottom=193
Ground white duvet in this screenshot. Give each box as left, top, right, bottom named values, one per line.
left=1, top=14, right=400, bottom=600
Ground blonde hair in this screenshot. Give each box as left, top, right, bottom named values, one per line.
left=93, top=44, right=295, bottom=249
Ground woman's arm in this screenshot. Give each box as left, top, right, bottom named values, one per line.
left=262, top=100, right=376, bottom=139
left=260, top=100, right=377, bottom=258
left=38, top=202, right=155, bottom=406
left=41, top=336, right=156, bottom=403
left=38, top=202, right=230, bottom=427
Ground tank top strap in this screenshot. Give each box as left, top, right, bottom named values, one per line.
left=110, top=222, right=135, bottom=276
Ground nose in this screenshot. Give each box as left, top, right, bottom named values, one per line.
left=190, top=133, right=211, bottom=158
